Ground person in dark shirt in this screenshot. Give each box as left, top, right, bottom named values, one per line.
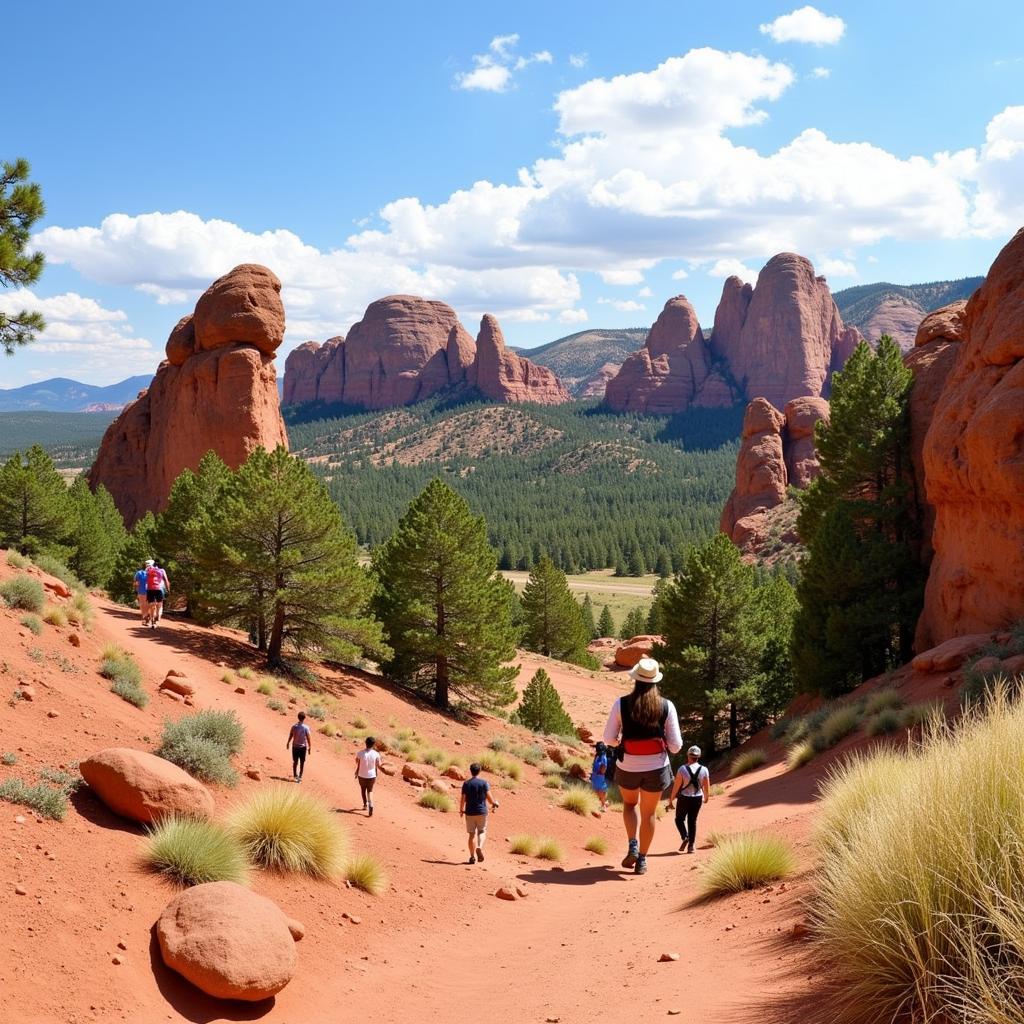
left=459, top=762, right=499, bottom=864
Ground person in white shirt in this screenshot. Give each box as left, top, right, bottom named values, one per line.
left=355, top=736, right=383, bottom=817
left=666, top=745, right=711, bottom=854
left=602, top=657, right=683, bottom=876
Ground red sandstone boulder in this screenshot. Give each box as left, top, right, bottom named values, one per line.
left=915, top=300, right=968, bottom=348
left=470, top=315, right=570, bottom=405
left=402, top=763, right=432, bottom=784
left=88, top=265, right=288, bottom=525
left=782, top=396, right=829, bottom=488
left=614, top=635, right=661, bottom=669
left=720, top=399, right=787, bottom=542
left=911, top=634, right=989, bottom=674
left=80, top=748, right=215, bottom=824
left=915, top=230, right=1024, bottom=648
left=157, top=882, right=298, bottom=1001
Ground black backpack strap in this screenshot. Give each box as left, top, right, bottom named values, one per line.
left=685, top=765, right=702, bottom=795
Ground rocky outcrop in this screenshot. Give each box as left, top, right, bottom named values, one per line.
left=578, top=362, right=620, bottom=399
left=915, top=229, right=1024, bottom=649
left=604, top=296, right=739, bottom=413
left=157, top=882, right=298, bottom=1001
left=88, top=265, right=288, bottom=526
left=80, top=748, right=215, bottom=824
left=282, top=297, right=567, bottom=408
left=720, top=395, right=829, bottom=554
left=470, top=315, right=570, bottom=405
left=860, top=294, right=927, bottom=351
left=605, top=253, right=859, bottom=415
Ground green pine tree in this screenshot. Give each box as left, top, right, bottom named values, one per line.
left=109, top=512, right=157, bottom=605
left=654, top=548, right=673, bottom=578
left=68, top=478, right=125, bottom=587
left=647, top=578, right=668, bottom=634
left=0, top=445, right=74, bottom=556
left=195, top=446, right=387, bottom=669
left=0, top=159, right=46, bottom=354
left=794, top=337, right=924, bottom=695
left=750, top=572, right=799, bottom=727
left=579, top=594, right=597, bottom=640
left=619, top=606, right=648, bottom=640
left=512, top=668, right=574, bottom=736
left=373, top=479, right=518, bottom=711
left=656, top=534, right=761, bottom=753
left=597, top=604, right=615, bottom=638
left=521, top=556, right=590, bottom=662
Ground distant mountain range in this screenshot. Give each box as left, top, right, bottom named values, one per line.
left=512, top=328, right=648, bottom=397
left=0, top=375, right=152, bottom=412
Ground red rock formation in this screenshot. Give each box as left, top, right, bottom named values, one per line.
left=88, top=264, right=288, bottom=526
left=578, top=362, right=620, bottom=399
left=470, top=315, right=570, bottom=404
left=710, top=255, right=858, bottom=408
left=860, top=294, right=926, bottom=351
left=783, top=396, right=830, bottom=488
left=605, top=296, right=738, bottom=413
left=915, top=230, right=1024, bottom=648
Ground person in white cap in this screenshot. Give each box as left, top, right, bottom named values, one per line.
left=666, top=745, right=710, bottom=854
left=602, top=657, right=682, bottom=875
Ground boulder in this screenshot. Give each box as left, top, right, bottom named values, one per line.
left=470, top=315, right=570, bottom=405
left=614, top=635, right=660, bottom=669
left=80, top=748, right=215, bottom=824
left=157, top=881, right=297, bottom=1001
left=782, top=396, right=829, bottom=489
left=401, top=763, right=432, bottom=784
left=545, top=747, right=566, bottom=767
left=159, top=676, right=194, bottom=697
left=43, top=579, right=72, bottom=599
left=916, top=229, right=1024, bottom=648
left=911, top=635, right=989, bottom=674
left=915, top=300, right=968, bottom=348
left=443, top=765, right=467, bottom=782
left=720, top=399, right=787, bottom=543
left=88, top=265, right=288, bottom=526
left=495, top=886, right=518, bottom=901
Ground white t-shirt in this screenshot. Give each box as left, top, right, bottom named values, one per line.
left=356, top=749, right=381, bottom=779
left=602, top=696, right=683, bottom=773
left=676, top=762, right=709, bottom=799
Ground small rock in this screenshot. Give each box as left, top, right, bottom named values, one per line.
left=112, top=955, right=123, bottom=965
left=515, top=885, right=528, bottom=898
left=287, top=918, right=305, bottom=941
left=159, top=689, right=185, bottom=703
left=659, top=952, right=680, bottom=962
left=67, top=633, right=81, bottom=648
left=15, top=885, right=27, bottom=896
left=234, top=686, right=246, bottom=694
left=453, top=739, right=463, bottom=746
left=245, top=768, right=262, bottom=782
left=117, top=941, right=127, bottom=950
left=495, top=887, right=517, bottom=901
left=20, top=685, right=36, bottom=702
left=14, top=815, right=26, bottom=824
left=166, top=669, right=187, bottom=678
left=47, top=711, right=59, bottom=719
left=668, top=1011, right=681, bottom=1017
left=159, top=676, right=194, bottom=697
left=379, top=763, right=396, bottom=777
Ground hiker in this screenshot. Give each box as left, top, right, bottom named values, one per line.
left=286, top=711, right=312, bottom=783
left=143, top=559, right=165, bottom=630
left=134, top=563, right=150, bottom=625
left=591, top=741, right=610, bottom=811
left=152, top=561, right=170, bottom=626
left=602, top=657, right=682, bottom=875
left=459, top=762, right=499, bottom=864
left=355, top=736, right=382, bottom=816
left=666, top=745, right=710, bottom=854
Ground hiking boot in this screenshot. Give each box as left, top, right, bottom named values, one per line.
left=368, top=804, right=373, bottom=817
left=634, top=855, right=648, bottom=875
left=678, top=842, right=688, bottom=852
left=686, top=844, right=695, bottom=855
left=467, top=856, right=476, bottom=865
left=621, top=841, right=639, bottom=869
left=476, top=848, right=485, bottom=862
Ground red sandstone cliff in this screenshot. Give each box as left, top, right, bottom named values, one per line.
left=470, top=315, right=570, bottom=405
left=88, top=265, right=288, bottom=526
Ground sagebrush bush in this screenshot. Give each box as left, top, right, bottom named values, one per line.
left=157, top=710, right=244, bottom=785
left=31, top=554, right=80, bottom=590
left=19, top=615, right=42, bottom=636
left=1, top=752, right=17, bottom=765
left=230, top=787, right=347, bottom=877
left=508, top=834, right=538, bottom=855
left=37, top=766, right=82, bottom=793
left=0, top=777, right=68, bottom=820
left=866, top=708, right=902, bottom=736
left=812, top=684, right=1024, bottom=1024
left=344, top=853, right=387, bottom=895
left=786, top=739, right=815, bottom=770
left=0, top=576, right=45, bottom=612
left=728, top=748, right=767, bottom=778
left=535, top=837, right=564, bottom=861
left=101, top=651, right=148, bottom=708
left=417, top=789, right=452, bottom=812
left=145, top=816, right=248, bottom=886
left=559, top=786, right=599, bottom=816
left=111, top=677, right=149, bottom=708
left=42, top=605, right=67, bottom=627
left=487, top=736, right=509, bottom=752
left=306, top=705, right=327, bottom=721
left=584, top=835, right=608, bottom=855
left=6, top=551, right=29, bottom=569
left=863, top=688, right=904, bottom=716
left=700, top=832, right=796, bottom=896
left=267, top=698, right=284, bottom=712
left=513, top=744, right=545, bottom=766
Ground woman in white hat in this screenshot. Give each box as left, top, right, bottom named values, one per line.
left=602, top=657, right=682, bottom=875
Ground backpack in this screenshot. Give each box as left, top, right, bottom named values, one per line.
left=682, top=763, right=704, bottom=796
left=145, top=566, right=163, bottom=590
left=620, top=694, right=669, bottom=756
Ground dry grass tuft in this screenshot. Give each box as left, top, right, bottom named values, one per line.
left=728, top=748, right=767, bottom=778
left=700, top=832, right=795, bottom=896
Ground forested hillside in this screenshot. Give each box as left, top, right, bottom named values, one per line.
left=286, top=398, right=740, bottom=572
left=0, top=411, right=116, bottom=466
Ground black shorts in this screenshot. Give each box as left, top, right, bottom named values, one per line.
left=614, top=764, right=673, bottom=793
left=292, top=746, right=307, bottom=767
left=146, top=589, right=164, bottom=604
left=358, top=776, right=376, bottom=794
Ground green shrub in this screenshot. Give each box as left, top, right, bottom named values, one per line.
left=351, top=715, right=369, bottom=730
left=37, top=766, right=82, bottom=793
left=237, top=667, right=255, bottom=680
left=0, top=576, right=44, bottom=612
left=145, top=816, right=249, bottom=886
left=863, top=688, right=904, bottom=716
left=535, top=837, right=564, bottom=861
left=6, top=551, right=29, bottom=569
left=811, top=685, right=1024, bottom=1023
left=816, top=705, right=863, bottom=748
left=728, top=748, right=767, bottom=778
left=543, top=776, right=563, bottom=789
left=31, top=554, right=80, bottom=590
left=230, top=787, right=346, bottom=877
left=417, top=789, right=453, bottom=812
left=866, top=708, right=903, bottom=736
left=487, top=736, right=509, bottom=752
left=512, top=743, right=545, bottom=766
left=700, top=832, right=796, bottom=896
left=508, top=834, right=538, bottom=855
left=19, top=615, right=42, bottom=636
left=267, top=698, right=284, bottom=712
left=1, top=752, right=17, bottom=766
left=306, top=705, right=327, bottom=721
left=559, top=786, right=599, bottom=816
left=344, top=853, right=387, bottom=895
left=220, top=672, right=234, bottom=684
left=157, top=710, right=244, bottom=786
left=584, top=835, right=608, bottom=855
left=102, top=652, right=148, bottom=708
left=256, top=680, right=273, bottom=695
left=0, top=777, right=68, bottom=820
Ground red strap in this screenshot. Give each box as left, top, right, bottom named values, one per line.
left=623, top=738, right=666, bottom=756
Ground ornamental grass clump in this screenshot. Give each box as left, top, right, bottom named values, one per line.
left=144, top=816, right=248, bottom=886
left=230, top=786, right=346, bottom=878
left=559, top=785, right=599, bottom=816
left=344, top=853, right=387, bottom=895
left=508, top=834, right=538, bottom=855
left=812, top=682, right=1024, bottom=1024
left=786, top=739, right=815, bottom=770
left=728, top=748, right=767, bottom=778
left=584, top=835, right=608, bottom=855
left=417, top=789, right=452, bottom=812
left=700, top=832, right=796, bottom=896
left=535, top=837, right=564, bottom=861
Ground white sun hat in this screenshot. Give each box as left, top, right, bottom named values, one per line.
left=628, top=657, right=663, bottom=684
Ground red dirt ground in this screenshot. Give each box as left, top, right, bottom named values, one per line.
left=0, top=554, right=956, bottom=1024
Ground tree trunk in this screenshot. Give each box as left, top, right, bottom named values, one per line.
left=435, top=574, right=448, bottom=709
left=729, top=700, right=738, bottom=749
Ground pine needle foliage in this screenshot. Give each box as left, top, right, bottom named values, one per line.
left=512, top=668, right=574, bottom=737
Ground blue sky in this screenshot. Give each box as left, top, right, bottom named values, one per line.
left=2, top=0, right=1022, bottom=386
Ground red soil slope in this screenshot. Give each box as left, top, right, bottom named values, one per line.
left=0, top=556, right=846, bottom=1024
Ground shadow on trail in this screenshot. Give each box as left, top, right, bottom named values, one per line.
left=515, top=864, right=628, bottom=886
left=148, top=925, right=275, bottom=1023
left=421, top=858, right=476, bottom=867
left=69, top=787, right=143, bottom=836
left=722, top=759, right=822, bottom=811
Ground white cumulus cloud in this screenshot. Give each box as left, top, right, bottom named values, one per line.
left=819, top=257, right=857, bottom=278
left=455, top=34, right=553, bottom=93
left=708, top=258, right=755, bottom=282
left=597, top=298, right=645, bottom=312
left=569, top=53, right=588, bottom=69
left=811, top=66, right=831, bottom=78
left=760, top=6, right=846, bottom=45
left=558, top=308, right=589, bottom=324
